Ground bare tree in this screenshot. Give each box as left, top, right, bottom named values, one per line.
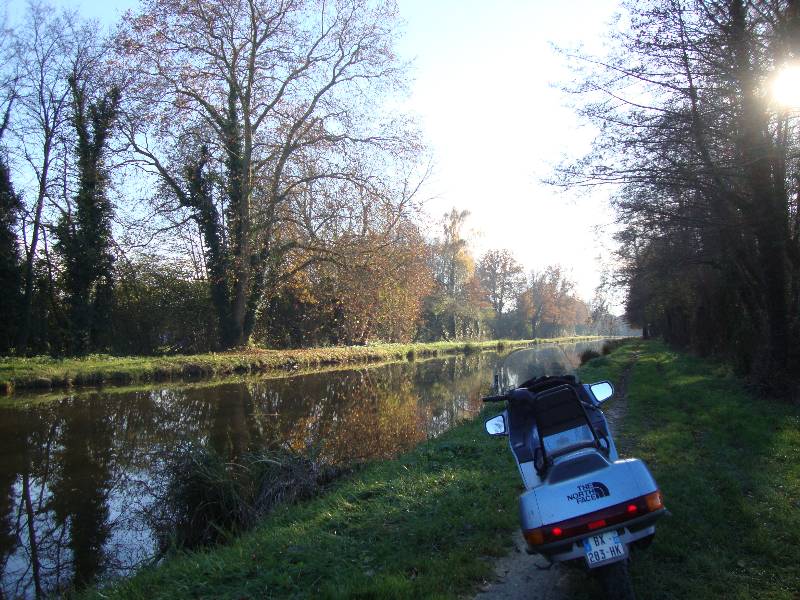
left=0, top=8, right=16, bottom=138
left=116, top=0, right=422, bottom=348
left=10, top=2, right=104, bottom=352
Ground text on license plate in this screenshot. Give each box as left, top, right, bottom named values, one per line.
left=582, top=531, right=627, bottom=567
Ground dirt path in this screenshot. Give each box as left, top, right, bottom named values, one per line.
left=601, top=350, right=639, bottom=454
left=473, top=532, right=569, bottom=600
left=472, top=353, right=639, bottom=600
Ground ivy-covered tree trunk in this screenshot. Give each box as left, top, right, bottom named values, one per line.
left=54, top=77, right=120, bottom=355
left=184, top=147, right=237, bottom=349
left=223, top=89, right=253, bottom=348
left=183, top=87, right=262, bottom=349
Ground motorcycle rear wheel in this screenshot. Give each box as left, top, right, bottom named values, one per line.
left=595, top=559, right=635, bottom=600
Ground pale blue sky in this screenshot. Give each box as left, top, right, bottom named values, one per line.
left=5, top=0, right=621, bottom=301
left=393, top=0, right=620, bottom=301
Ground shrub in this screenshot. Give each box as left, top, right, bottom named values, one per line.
left=147, top=445, right=344, bottom=550
left=601, top=339, right=626, bottom=355
left=580, top=349, right=601, bottom=365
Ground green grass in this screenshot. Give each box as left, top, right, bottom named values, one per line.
left=79, top=338, right=795, bottom=599
left=0, top=336, right=602, bottom=394
left=572, top=340, right=800, bottom=600
left=81, top=405, right=523, bottom=599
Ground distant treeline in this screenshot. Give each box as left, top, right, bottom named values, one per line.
left=561, top=0, right=800, bottom=390
left=0, top=1, right=631, bottom=357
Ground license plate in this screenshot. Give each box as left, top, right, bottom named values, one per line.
left=583, top=531, right=627, bottom=567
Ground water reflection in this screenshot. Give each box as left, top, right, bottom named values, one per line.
left=0, top=341, right=602, bottom=597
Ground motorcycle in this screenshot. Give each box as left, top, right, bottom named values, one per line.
left=483, top=362, right=666, bottom=600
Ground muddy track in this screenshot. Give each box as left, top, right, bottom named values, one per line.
left=602, top=349, right=640, bottom=454
left=471, top=351, right=640, bottom=600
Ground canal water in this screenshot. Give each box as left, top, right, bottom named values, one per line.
left=0, top=340, right=605, bottom=598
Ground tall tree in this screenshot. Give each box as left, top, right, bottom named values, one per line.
left=0, top=18, right=21, bottom=354
left=519, top=265, right=579, bottom=338
left=420, top=209, right=491, bottom=340
left=10, top=3, right=99, bottom=353
left=559, top=0, right=800, bottom=386
left=53, top=76, right=120, bottom=354
left=117, top=0, right=421, bottom=349
left=0, top=152, right=21, bottom=355
left=476, top=249, right=525, bottom=314
left=432, top=208, right=472, bottom=297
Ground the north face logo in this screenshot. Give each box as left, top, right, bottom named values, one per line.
left=566, top=482, right=610, bottom=504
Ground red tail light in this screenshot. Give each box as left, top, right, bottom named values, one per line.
left=522, top=490, right=665, bottom=547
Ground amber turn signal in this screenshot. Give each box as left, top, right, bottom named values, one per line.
left=523, top=528, right=545, bottom=546
left=645, top=491, right=664, bottom=512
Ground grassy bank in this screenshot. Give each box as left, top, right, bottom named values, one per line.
left=82, top=404, right=522, bottom=599
left=574, top=341, right=800, bottom=599
left=81, top=339, right=798, bottom=599
left=0, top=336, right=600, bottom=394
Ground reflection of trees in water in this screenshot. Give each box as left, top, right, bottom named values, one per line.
left=0, top=344, right=596, bottom=597
left=244, top=363, right=461, bottom=464
left=0, top=398, right=116, bottom=598
left=277, top=367, right=427, bottom=463
left=49, top=399, right=114, bottom=589
left=0, top=392, right=195, bottom=598
left=413, top=353, right=497, bottom=437
left=0, top=468, right=15, bottom=592
left=493, top=341, right=606, bottom=392
left=0, top=363, right=490, bottom=597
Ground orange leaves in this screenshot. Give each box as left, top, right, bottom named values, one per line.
left=521, top=265, right=587, bottom=337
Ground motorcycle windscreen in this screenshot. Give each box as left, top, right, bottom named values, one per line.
left=542, top=424, right=595, bottom=456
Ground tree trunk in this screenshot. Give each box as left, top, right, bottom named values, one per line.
left=19, top=150, right=51, bottom=354
left=730, top=0, right=791, bottom=381
left=226, top=85, right=251, bottom=349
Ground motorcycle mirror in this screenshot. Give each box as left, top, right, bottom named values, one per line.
left=590, top=381, right=614, bottom=403
left=485, top=414, right=507, bottom=436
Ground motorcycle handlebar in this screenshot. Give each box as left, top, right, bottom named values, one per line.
left=482, top=394, right=508, bottom=403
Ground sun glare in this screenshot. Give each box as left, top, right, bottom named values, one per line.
left=772, top=64, right=800, bottom=108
